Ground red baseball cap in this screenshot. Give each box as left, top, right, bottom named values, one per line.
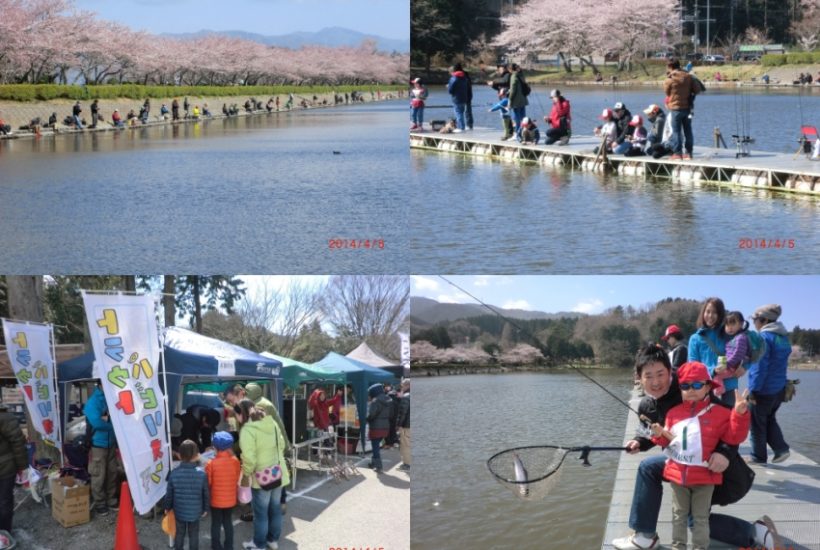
left=661, top=324, right=682, bottom=341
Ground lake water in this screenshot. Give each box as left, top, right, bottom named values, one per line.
left=0, top=102, right=408, bottom=274
left=412, top=370, right=820, bottom=550
left=410, top=87, right=820, bottom=274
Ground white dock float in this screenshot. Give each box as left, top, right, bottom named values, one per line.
left=410, top=128, right=820, bottom=195
left=601, top=393, right=820, bottom=549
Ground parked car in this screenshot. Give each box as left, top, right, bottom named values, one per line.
left=704, top=54, right=726, bottom=63
left=685, top=52, right=704, bottom=61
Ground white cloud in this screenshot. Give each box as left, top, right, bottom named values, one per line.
left=437, top=294, right=459, bottom=303
left=474, top=276, right=492, bottom=287
left=572, top=298, right=605, bottom=314
left=412, top=276, right=439, bottom=291
left=503, top=299, right=531, bottom=310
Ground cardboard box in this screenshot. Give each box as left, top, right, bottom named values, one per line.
left=1, top=387, right=23, bottom=405
left=51, top=476, right=90, bottom=528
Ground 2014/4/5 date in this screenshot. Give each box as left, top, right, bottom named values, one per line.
left=328, top=239, right=385, bottom=249
left=738, top=239, right=795, bottom=249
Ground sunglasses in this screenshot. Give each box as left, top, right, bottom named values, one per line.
left=679, top=381, right=709, bottom=391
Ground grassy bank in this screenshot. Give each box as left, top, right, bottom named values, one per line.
left=0, top=83, right=405, bottom=102
left=413, top=61, right=820, bottom=86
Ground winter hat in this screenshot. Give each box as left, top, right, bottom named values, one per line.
left=677, top=361, right=722, bottom=391
left=661, top=324, right=683, bottom=341
left=752, top=304, right=782, bottom=322
left=245, top=382, right=263, bottom=402
left=212, top=431, right=234, bottom=451
left=368, top=383, right=384, bottom=398
left=643, top=104, right=660, bottom=115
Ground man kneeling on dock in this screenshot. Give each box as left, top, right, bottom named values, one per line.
left=610, top=344, right=780, bottom=550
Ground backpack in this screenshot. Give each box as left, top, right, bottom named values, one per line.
left=745, top=330, right=766, bottom=365
left=521, top=79, right=531, bottom=96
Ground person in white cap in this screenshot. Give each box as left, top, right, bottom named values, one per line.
left=612, top=101, right=635, bottom=154
left=748, top=304, right=791, bottom=464
left=543, top=89, right=571, bottom=145
left=643, top=104, right=670, bottom=157
left=622, top=114, right=648, bottom=155
left=519, top=116, right=539, bottom=144
left=593, top=108, right=618, bottom=153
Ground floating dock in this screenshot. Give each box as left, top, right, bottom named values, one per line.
left=410, top=129, right=820, bottom=195
left=601, top=392, right=820, bottom=549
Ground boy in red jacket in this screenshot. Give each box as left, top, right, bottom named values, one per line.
left=649, top=361, right=750, bottom=550
left=206, top=431, right=242, bottom=550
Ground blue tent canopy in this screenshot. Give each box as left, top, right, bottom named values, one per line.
left=312, top=352, right=396, bottom=447
left=56, top=327, right=283, bottom=440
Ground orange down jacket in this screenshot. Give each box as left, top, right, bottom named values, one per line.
left=205, top=450, right=241, bottom=508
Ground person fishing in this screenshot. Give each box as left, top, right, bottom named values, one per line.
left=542, top=89, right=571, bottom=145
left=610, top=344, right=779, bottom=550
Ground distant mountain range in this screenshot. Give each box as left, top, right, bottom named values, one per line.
left=410, top=296, right=585, bottom=325
left=162, top=27, right=409, bottom=53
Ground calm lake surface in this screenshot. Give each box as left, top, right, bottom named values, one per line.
left=0, top=102, right=408, bottom=274
left=411, top=87, right=820, bottom=274
left=412, top=370, right=820, bottom=550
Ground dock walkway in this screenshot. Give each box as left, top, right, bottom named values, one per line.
left=410, top=129, right=820, bottom=195
left=601, top=393, right=820, bottom=549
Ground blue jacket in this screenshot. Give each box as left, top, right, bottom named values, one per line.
left=490, top=97, right=510, bottom=118
left=748, top=322, right=791, bottom=395
left=84, top=387, right=116, bottom=448
left=165, top=462, right=209, bottom=522
left=447, top=71, right=470, bottom=104
left=688, top=327, right=736, bottom=391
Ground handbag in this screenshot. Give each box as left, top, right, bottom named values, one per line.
left=254, top=465, right=282, bottom=491
left=161, top=510, right=176, bottom=537
left=711, top=452, right=755, bottom=506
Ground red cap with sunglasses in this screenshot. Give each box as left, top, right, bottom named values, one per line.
left=677, top=361, right=723, bottom=393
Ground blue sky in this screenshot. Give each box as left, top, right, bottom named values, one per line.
left=411, top=276, right=820, bottom=330
left=73, top=0, right=409, bottom=39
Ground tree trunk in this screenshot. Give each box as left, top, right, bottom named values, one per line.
left=163, top=276, right=175, bottom=328
left=5, top=276, right=60, bottom=463
left=6, top=276, right=43, bottom=321
left=122, top=276, right=136, bottom=293
left=558, top=52, right=573, bottom=73
left=193, top=277, right=202, bottom=334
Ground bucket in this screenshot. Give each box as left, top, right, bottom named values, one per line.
left=338, top=437, right=358, bottom=455
left=0, top=530, right=17, bottom=550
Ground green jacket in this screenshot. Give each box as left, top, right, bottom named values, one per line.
left=0, top=408, right=27, bottom=479
left=509, top=71, right=529, bottom=110
left=239, top=415, right=290, bottom=489
left=245, top=383, right=291, bottom=450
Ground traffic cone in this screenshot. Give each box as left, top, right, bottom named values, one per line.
left=114, top=481, right=140, bottom=550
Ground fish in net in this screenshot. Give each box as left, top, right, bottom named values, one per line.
left=486, top=445, right=627, bottom=500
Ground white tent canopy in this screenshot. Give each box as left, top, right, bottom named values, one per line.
left=345, top=341, right=397, bottom=368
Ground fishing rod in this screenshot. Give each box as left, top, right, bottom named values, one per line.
left=437, top=275, right=641, bottom=418
left=436, top=276, right=640, bottom=500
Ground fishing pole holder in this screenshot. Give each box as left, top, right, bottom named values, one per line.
left=731, top=134, right=754, bottom=158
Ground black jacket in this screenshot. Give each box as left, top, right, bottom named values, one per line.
left=0, top=408, right=27, bottom=478
left=396, top=393, right=410, bottom=429
left=614, top=108, right=634, bottom=144
left=490, top=71, right=511, bottom=92
left=635, top=378, right=734, bottom=460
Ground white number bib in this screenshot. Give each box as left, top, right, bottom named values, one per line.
left=663, top=404, right=713, bottom=467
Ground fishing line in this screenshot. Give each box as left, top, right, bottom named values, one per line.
left=436, top=275, right=641, bottom=418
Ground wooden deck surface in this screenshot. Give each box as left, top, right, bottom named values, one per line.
left=601, top=393, right=820, bottom=549
left=410, top=128, right=820, bottom=182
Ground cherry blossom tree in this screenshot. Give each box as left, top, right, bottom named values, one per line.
left=494, top=0, right=679, bottom=73
left=791, top=0, right=820, bottom=51
left=498, top=343, right=544, bottom=365
left=0, top=0, right=408, bottom=85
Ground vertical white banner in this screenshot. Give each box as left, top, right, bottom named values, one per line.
left=81, top=292, right=168, bottom=515
left=1, top=319, right=61, bottom=449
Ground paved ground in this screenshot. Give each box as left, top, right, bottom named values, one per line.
left=7, top=448, right=409, bottom=550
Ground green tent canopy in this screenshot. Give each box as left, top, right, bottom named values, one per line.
left=260, top=352, right=346, bottom=389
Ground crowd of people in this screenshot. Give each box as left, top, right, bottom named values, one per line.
left=0, top=377, right=410, bottom=549
left=410, top=58, right=723, bottom=161
left=612, top=298, right=793, bottom=550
